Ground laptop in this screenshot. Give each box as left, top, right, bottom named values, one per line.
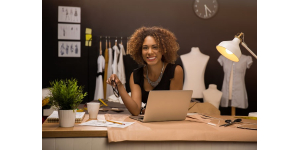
left=129, top=90, right=193, bottom=123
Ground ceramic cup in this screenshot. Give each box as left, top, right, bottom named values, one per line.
left=87, top=102, right=100, bottom=119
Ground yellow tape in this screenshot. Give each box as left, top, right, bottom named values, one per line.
left=234, top=116, right=257, bottom=120
left=77, top=109, right=84, bottom=112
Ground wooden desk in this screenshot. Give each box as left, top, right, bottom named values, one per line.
left=42, top=114, right=257, bottom=150
left=43, top=115, right=107, bottom=138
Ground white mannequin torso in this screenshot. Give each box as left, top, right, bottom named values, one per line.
left=180, top=47, right=209, bottom=98
left=202, top=84, right=222, bottom=109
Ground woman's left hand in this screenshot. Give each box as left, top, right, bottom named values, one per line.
left=106, top=74, right=122, bottom=87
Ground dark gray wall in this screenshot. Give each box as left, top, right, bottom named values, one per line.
left=42, top=0, right=257, bottom=116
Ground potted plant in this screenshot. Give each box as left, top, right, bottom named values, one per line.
left=48, top=78, right=87, bottom=127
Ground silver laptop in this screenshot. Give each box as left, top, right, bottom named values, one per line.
left=129, top=90, right=193, bottom=123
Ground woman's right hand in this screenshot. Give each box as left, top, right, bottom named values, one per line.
left=106, top=74, right=122, bottom=87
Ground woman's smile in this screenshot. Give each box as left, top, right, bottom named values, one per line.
left=147, top=56, right=156, bottom=61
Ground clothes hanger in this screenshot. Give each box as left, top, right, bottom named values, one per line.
left=108, top=36, right=111, bottom=48
left=120, top=37, right=123, bottom=45
left=126, top=37, right=129, bottom=54
left=109, top=36, right=111, bottom=48
left=99, top=36, right=102, bottom=55
left=115, top=37, right=117, bottom=46
left=105, top=36, right=108, bottom=50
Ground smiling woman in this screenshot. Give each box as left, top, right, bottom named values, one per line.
left=106, top=26, right=183, bottom=116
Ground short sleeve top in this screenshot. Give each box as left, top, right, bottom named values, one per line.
left=133, top=63, right=182, bottom=104
left=217, top=55, right=253, bottom=109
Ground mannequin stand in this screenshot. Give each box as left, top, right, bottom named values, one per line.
left=231, top=107, right=236, bottom=116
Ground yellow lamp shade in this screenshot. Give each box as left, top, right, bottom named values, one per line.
left=216, top=37, right=242, bottom=62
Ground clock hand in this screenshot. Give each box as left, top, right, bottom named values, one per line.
left=204, top=4, right=208, bottom=17
left=204, top=5, right=212, bottom=13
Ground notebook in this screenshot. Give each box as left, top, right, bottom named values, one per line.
left=129, top=90, right=193, bottom=123
left=46, top=111, right=85, bottom=123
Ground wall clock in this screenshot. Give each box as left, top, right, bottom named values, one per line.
left=193, top=0, right=218, bottom=19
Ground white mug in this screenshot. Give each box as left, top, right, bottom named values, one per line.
left=87, top=102, right=100, bottom=119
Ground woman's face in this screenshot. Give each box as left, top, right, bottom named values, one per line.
left=142, top=36, right=163, bottom=66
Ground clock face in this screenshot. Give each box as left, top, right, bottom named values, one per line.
left=193, top=0, right=218, bottom=19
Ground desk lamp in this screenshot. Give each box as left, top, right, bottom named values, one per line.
left=216, top=32, right=257, bottom=62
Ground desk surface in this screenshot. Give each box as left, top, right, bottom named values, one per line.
left=42, top=101, right=256, bottom=142
left=43, top=101, right=130, bottom=138
left=43, top=114, right=108, bottom=138
left=42, top=100, right=166, bottom=138
left=43, top=114, right=257, bottom=142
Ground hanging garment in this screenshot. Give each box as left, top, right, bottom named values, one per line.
left=112, top=45, right=120, bottom=74
left=94, top=55, right=105, bottom=100
left=218, top=55, right=253, bottom=109
left=118, top=44, right=126, bottom=85
left=123, top=55, right=139, bottom=92
left=103, top=48, right=109, bottom=99
left=105, top=48, right=114, bottom=99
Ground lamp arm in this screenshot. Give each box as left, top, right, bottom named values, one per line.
left=241, top=42, right=257, bottom=59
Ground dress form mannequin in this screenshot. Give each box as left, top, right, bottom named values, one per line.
left=180, top=47, right=209, bottom=98
left=218, top=55, right=253, bottom=116
left=202, top=84, right=222, bottom=109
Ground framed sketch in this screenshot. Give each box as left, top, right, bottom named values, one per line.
left=58, top=6, right=81, bottom=23
left=58, top=24, right=80, bottom=40
left=58, top=41, right=81, bottom=57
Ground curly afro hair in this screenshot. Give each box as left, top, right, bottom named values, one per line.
left=128, top=26, right=180, bottom=65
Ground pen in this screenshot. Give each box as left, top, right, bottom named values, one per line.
left=106, top=120, right=125, bottom=125
left=98, top=99, right=108, bottom=106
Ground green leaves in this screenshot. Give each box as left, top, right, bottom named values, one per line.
left=48, top=78, right=87, bottom=110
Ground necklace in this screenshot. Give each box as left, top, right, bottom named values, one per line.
left=146, top=63, right=165, bottom=87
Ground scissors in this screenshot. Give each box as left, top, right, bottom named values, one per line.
left=219, top=119, right=242, bottom=127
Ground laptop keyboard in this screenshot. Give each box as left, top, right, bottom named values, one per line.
left=129, top=116, right=144, bottom=121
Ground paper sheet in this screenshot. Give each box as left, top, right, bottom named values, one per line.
left=85, top=34, right=92, bottom=41
left=85, top=28, right=92, bottom=34
left=105, top=114, right=257, bottom=142
left=58, top=41, right=81, bottom=57
left=79, top=120, right=134, bottom=128
left=58, top=6, right=81, bottom=23
left=58, top=24, right=80, bottom=40
left=85, top=41, right=92, bottom=46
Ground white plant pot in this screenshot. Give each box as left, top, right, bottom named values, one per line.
left=58, top=109, right=76, bottom=127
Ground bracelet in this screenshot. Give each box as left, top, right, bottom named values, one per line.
left=140, top=106, right=146, bottom=114
left=140, top=108, right=145, bottom=114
